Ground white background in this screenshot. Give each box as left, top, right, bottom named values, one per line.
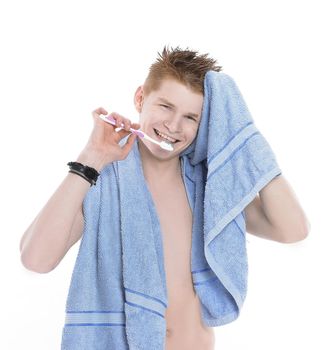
left=1, top=0, right=325, bottom=349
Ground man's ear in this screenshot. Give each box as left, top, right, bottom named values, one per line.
left=134, top=85, right=144, bottom=113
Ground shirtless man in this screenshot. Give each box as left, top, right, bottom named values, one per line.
left=19, top=45, right=312, bottom=349
left=20, top=46, right=219, bottom=349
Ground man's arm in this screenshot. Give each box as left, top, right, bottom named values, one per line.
left=244, top=175, right=310, bottom=243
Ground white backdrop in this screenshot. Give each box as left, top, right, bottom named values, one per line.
left=1, top=0, right=325, bottom=349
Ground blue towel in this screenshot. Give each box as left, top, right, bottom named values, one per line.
left=61, top=71, right=282, bottom=349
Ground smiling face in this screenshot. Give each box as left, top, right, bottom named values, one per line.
left=134, top=78, right=203, bottom=160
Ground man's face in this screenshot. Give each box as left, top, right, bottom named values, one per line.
left=134, top=78, right=203, bottom=160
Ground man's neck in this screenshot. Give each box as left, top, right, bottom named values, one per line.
left=137, top=139, right=182, bottom=185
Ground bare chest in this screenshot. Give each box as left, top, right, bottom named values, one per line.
left=148, top=180, right=215, bottom=349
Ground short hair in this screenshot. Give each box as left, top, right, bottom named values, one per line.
left=143, top=45, right=223, bottom=96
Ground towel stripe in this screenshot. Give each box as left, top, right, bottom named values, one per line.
left=65, top=310, right=125, bottom=326
left=64, top=289, right=169, bottom=326
left=207, top=122, right=258, bottom=179
left=125, top=288, right=167, bottom=317
left=192, top=267, right=218, bottom=285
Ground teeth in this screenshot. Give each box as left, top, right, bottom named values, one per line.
left=155, top=129, right=177, bottom=143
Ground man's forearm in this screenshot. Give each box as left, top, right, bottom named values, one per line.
left=259, top=174, right=310, bottom=242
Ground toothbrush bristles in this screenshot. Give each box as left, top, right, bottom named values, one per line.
left=161, top=141, right=174, bottom=151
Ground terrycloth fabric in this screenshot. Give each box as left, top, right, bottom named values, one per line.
left=61, top=71, right=282, bottom=349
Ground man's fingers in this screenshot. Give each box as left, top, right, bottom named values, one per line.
left=121, top=133, right=137, bottom=157
left=131, top=123, right=141, bottom=129
left=93, top=107, right=108, bottom=115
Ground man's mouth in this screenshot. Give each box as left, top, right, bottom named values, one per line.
left=153, top=128, right=180, bottom=143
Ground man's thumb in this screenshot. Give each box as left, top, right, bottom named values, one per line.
left=123, top=133, right=137, bottom=153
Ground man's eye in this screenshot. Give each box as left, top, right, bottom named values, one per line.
left=186, top=116, right=196, bottom=121
left=160, top=104, right=170, bottom=109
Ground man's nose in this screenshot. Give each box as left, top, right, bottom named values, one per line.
left=164, top=116, right=182, bottom=133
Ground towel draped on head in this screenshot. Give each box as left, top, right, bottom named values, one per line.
left=61, top=71, right=282, bottom=349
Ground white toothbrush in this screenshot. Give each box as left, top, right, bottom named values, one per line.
left=99, top=114, right=174, bottom=152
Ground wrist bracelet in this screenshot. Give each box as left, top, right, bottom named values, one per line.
left=67, top=161, right=100, bottom=186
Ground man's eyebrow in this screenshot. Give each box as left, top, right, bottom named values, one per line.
left=157, top=97, right=199, bottom=118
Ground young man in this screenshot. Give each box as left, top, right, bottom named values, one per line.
left=132, top=49, right=219, bottom=349
left=20, top=46, right=310, bottom=349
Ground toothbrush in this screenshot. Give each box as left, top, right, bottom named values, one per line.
left=99, top=114, right=174, bottom=152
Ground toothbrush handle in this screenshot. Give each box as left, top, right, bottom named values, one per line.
left=100, top=114, right=145, bottom=138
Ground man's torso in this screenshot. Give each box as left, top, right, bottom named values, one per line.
left=147, top=175, right=215, bottom=350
